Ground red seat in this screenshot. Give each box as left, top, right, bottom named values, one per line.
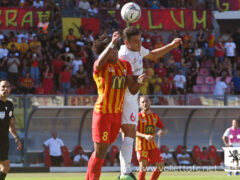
left=208, top=145, right=221, bottom=165
left=201, top=85, right=211, bottom=94
left=176, top=145, right=183, bottom=154
left=193, top=85, right=201, bottom=93
left=44, top=148, right=51, bottom=167
left=109, top=145, right=119, bottom=166
left=205, top=76, right=215, bottom=85
left=192, top=145, right=202, bottom=163
left=196, top=76, right=204, bottom=85
left=61, top=146, right=73, bottom=166
left=160, top=145, right=167, bottom=153
left=199, top=68, right=209, bottom=76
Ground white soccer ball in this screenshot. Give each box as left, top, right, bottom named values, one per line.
left=121, top=2, right=141, bottom=23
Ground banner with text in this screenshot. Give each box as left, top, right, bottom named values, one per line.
left=0, top=7, right=50, bottom=30
left=216, top=0, right=240, bottom=11
left=120, top=9, right=212, bottom=30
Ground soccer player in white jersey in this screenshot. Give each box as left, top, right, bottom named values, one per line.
left=118, top=27, right=182, bottom=179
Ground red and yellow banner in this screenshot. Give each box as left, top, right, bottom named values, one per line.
left=120, top=9, right=212, bottom=30
left=216, top=0, right=240, bottom=11
left=0, top=7, right=50, bottom=30
left=62, top=18, right=100, bottom=40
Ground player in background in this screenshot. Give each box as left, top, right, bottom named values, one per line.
left=222, top=119, right=240, bottom=176
left=136, top=95, right=168, bottom=180
left=0, top=80, right=22, bottom=180
left=85, top=32, right=148, bottom=180
left=118, top=26, right=182, bottom=179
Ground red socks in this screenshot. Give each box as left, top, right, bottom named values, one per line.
left=139, top=171, right=146, bottom=180
left=85, top=153, right=104, bottom=180
left=150, top=169, right=161, bottom=180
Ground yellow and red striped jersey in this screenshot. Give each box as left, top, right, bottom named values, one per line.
left=136, top=111, right=164, bottom=151
left=93, top=59, right=132, bottom=114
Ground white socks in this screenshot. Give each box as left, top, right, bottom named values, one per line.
left=119, top=137, right=134, bottom=175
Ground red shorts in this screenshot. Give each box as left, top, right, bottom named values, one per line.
left=137, top=148, right=163, bottom=164
left=92, top=111, right=122, bottom=144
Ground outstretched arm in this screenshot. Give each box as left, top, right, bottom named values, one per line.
left=94, top=31, right=120, bottom=70
left=144, top=38, right=182, bottom=60
left=9, top=118, right=22, bottom=150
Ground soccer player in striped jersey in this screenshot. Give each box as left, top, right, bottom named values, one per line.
left=136, top=95, right=168, bottom=180
left=85, top=32, right=149, bottom=180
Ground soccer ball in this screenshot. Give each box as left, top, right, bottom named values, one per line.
left=120, top=175, right=135, bottom=180
left=121, top=2, right=141, bottom=23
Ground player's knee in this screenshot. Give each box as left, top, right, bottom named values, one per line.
left=94, top=143, right=110, bottom=158
left=156, top=162, right=164, bottom=172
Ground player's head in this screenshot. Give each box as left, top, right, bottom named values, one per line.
left=139, top=95, right=151, bottom=112
left=52, top=131, right=57, bottom=139
left=123, top=26, right=141, bottom=52
left=232, top=119, right=239, bottom=128
left=93, top=34, right=118, bottom=63
left=0, top=80, right=10, bottom=99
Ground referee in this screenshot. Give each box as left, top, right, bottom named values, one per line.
left=0, top=80, right=22, bottom=180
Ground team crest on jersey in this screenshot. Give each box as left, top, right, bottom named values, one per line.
left=108, top=67, right=115, bottom=72
left=0, top=111, right=5, bottom=119
left=141, top=117, right=147, bottom=123
left=153, top=118, right=157, bottom=124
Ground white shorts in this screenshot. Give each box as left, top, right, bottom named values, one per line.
left=121, top=98, right=139, bottom=126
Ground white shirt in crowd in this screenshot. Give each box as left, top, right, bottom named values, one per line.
left=195, top=48, right=201, bottom=57
left=174, top=74, right=186, bottom=89
left=72, top=59, right=83, bottom=75
left=44, top=138, right=64, bottom=156
left=78, top=1, right=91, bottom=10
left=73, top=154, right=89, bottom=162
left=0, top=48, right=8, bottom=59
left=118, top=45, right=149, bottom=100
left=177, top=153, right=191, bottom=165
left=161, top=152, right=173, bottom=160
left=8, top=58, right=20, bottom=73
left=225, top=42, right=236, bottom=57
left=213, top=81, right=227, bottom=95
left=33, top=0, right=44, bottom=8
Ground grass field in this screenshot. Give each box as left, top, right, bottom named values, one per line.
left=5, top=172, right=240, bottom=180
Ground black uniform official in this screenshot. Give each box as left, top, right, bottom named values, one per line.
left=0, top=100, right=14, bottom=161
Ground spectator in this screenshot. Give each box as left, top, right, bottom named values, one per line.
left=214, top=38, right=225, bottom=63
left=213, top=76, right=228, bottom=96
left=161, top=76, right=172, bottom=95
left=52, top=54, right=65, bottom=90
left=59, top=65, right=72, bottom=94
left=171, top=47, right=182, bottom=68
left=232, top=27, right=240, bottom=56
left=184, top=41, right=194, bottom=60
left=176, top=146, right=192, bottom=166
left=42, top=65, right=54, bottom=94
left=194, top=43, right=202, bottom=64
left=88, top=3, right=99, bottom=17
left=174, top=69, right=186, bottom=94
left=211, top=57, right=222, bottom=78
left=196, top=147, right=214, bottom=166
left=43, top=132, right=64, bottom=167
left=75, top=64, right=87, bottom=88
left=7, top=53, right=20, bottom=87
left=231, top=69, right=240, bottom=95
left=155, top=62, right=167, bottom=78
left=19, top=37, right=29, bottom=54
left=33, top=0, right=44, bottom=8
left=225, top=37, right=236, bottom=67
left=30, top=53, right=40, bottom=85
left=20, top=72, right=35, bottom=94
left=0, top=43, right=8, bottom=79
left=72, top=55, right=83, bottom=76
left=161, top=146, right=176, bottom=166
left=73, top=146, right=89, bottom=166
left=37, top=17, right=49, bottom=34
left=207, top=29, right=215, bottom=60
left=78, top=0, right=91, bottom=17
left=186, top=59, right=199, bottom=93
left=196, top=29, right=207, bottom=55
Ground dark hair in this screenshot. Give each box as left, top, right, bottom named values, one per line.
left=92, top=34, right=111, bottom=55
left=123, top=26, right=140, bottom=40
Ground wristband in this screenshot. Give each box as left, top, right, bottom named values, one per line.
left=108, top=42, right=114, bottom=49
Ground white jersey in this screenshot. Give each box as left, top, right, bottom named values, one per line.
left=118, top=45, right=149, bottom=99
left=118, top=45, right=149, bottom=125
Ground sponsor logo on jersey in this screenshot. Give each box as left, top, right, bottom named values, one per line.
left=0, top=111, right=5, bottom=119
left=145, top=125, right=154, bottom=134
left=111, top=76, right=126, bottom=89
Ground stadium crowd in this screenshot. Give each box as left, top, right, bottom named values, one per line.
left=0, top=0, right=239, bottom=96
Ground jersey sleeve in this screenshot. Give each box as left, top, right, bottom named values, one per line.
left=44, top=139, right=50, bottom=146
left=140, top=46, right=150, bottom=57
left=155, top=113, right=164, bottom=129
left=223, top=128, right=230, bottom=137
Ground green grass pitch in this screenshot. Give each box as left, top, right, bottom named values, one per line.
left=6, top=172, right=240, bottom=180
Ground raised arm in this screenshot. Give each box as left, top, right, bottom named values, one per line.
left=94, top=32, right=120, bottom=70
left=144, top=38, right=182, bottom=60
